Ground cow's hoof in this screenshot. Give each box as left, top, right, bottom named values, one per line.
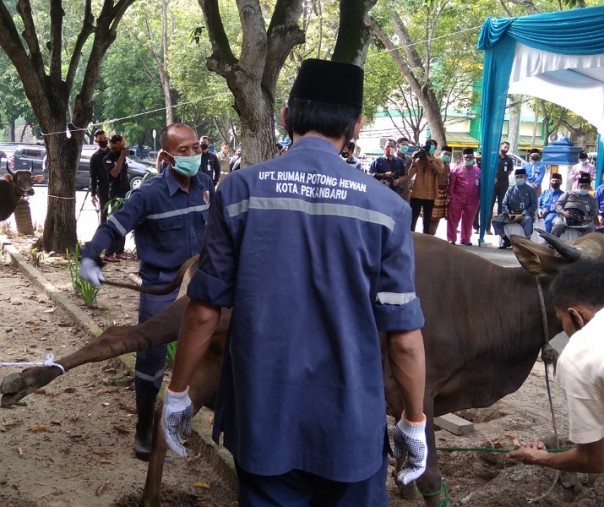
left=397, top=481, right=421, bottom=500
left=0, top=373, right=25, bottom=395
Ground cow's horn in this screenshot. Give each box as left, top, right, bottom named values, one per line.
left=6, top=163, right=14, bottom=176
left=535, top=228, right=582, bottom=260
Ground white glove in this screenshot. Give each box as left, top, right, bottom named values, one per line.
left=162, top=387, right=193, bottom=458
left=392, top=415, right=427, bottom=485
left=79, top=257, right=105, bottom=287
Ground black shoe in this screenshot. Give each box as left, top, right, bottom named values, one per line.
left=134, top=398, right=155, bottom=461
left=486, top=229, right=493, bottom=235
left=461, top=240, right=472, bottom=246
left=498, top=237, right=512, bottom=249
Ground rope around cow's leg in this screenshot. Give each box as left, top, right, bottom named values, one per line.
left=417, top=479, right=449, bottom=507
left=0, top=353, right=65, bottom=374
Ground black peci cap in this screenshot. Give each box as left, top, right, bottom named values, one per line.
left=289, top=59, right=364, bottom=108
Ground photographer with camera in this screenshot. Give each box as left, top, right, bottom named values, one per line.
left=369, top=139, right=409, bottom=198
left=101, top=134, right=131, bottom=261
left=408, top=139, right=444, bottom=234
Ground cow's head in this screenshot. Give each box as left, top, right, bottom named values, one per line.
left=510, top=230, right=604, bottom=276
left=3, top=169, right=45, bottom=197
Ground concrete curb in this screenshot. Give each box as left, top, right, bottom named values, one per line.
left=0, top=235, right=237, bottom=492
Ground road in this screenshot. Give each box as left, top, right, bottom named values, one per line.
left=2, top=186, right=136, bottom=251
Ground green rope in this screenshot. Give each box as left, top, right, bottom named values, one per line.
left=436, top=446, right=571, bottom=453
left=417, top=479, right=449, bottom=507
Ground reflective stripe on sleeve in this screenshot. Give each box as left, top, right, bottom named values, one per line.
left=376, top=291, right=417, bottom=305
left=108, top=215, right=128, bottom=237
left=226, top=197, right=395, bottom=230
left=146, top=204, right=209, bottom=220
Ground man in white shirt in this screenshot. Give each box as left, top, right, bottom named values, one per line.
left=510, top=260, right=604, bottom=472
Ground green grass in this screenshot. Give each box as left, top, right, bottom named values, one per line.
left=66, top=244, right=100, bottom=308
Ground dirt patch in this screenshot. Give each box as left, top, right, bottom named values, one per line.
left=1, top=234, right=603, bottom=506
left=0, top=239, right=237, bottom=507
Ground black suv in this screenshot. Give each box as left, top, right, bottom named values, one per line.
left=8, top=145, right=46, bottom=174
left=5, top=144, right=155, bottom=190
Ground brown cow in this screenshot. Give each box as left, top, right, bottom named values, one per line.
left=0, top=167, right=45, bottom=221
left=2, top=231, right=604, bottom=507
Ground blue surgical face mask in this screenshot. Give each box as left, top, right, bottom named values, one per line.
left=170, top=153, right=201, bottom=177
left=441, top=155, right=451, bottom=163
left=578, top=188, right=589, bottom=196
left=516, top=177, right=526, bottom=185
left=464, top=158, right=474, bottom=166
left=428, top=145, right=436, bottom=155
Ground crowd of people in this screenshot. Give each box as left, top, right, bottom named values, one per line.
left=361, top=138, right=603, bottom=248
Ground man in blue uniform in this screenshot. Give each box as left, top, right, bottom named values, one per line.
left=79, top=124, right=214, bottom=460
left=493, top=167, right=538, bottom=248
left=162, top=59, right=427, bottom=506
left=538, top=173, right=564, bottom=233
left=522, top=149, right=546, bottom=197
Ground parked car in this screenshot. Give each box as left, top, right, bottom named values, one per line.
left=3, top=144, right=155, bottom=190
left=8, top=144, right=46, bottom=174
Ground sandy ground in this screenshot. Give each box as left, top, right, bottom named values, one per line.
left=1, top=233, right=603, bottom=506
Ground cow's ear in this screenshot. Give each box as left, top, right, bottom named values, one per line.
left=511, top=236, right=566, bottom=275
left=3, top=174, right=12, bottom=181
left=32, top=175, right=45, bottom=184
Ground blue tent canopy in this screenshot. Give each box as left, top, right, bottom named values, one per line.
left=477, top=5, right=604, bottom=243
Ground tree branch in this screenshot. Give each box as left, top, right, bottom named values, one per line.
left=16, top=0, right=45, bottom=74
left=49, top=0, right=63, bottom=84
left=365, top=15, right=423, bottom=95
left=235, top=0, right=267, bottom=81
left=264, top=0, right=305, bottom=97
left=65, top=0, right=94, bottom=94
left=332, top=0, right=377, bottom=65
left=199, top=0, right=237, bottom=77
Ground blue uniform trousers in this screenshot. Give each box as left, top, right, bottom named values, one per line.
left=543, top=212, right=556, bottom=233
left=235, top=454, right=388, bottom=507
left=135, top=272, right=179, bottom=402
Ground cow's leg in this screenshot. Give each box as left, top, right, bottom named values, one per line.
left=140, top=339, right=223, bottom=507
left=415, top=400, right=445, bottom=507
left=0, top=298, right=190, bottom=407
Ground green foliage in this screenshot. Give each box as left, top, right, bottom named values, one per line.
left=166, top=341, right=177, bottom=367
left=66, top=244, right=100, bottom=308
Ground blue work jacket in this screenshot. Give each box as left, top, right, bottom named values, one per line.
left=83, top=168, right=214, bottom=280
left=188, top=136, right=424, bottom=483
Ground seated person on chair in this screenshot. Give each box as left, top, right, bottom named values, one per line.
left=492, top=168, right=537, bottom=249
left=538, top=173, right=564, bottom=233
left=551, top=173, right=599, bottom=238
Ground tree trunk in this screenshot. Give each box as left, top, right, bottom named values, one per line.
left=199, top=0, right=305, bottom=164
left=366, top=15, right=447, bottom=147
left=42, top=123, right=83, bottom=253
left=14, top=199, right=34, bottom=235
left=233, top=86, right=276, bottom=167
left=9, top=119, right=15, bottom=142
left=508, top=98, right=521, bottom=154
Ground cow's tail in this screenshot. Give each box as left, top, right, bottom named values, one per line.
left=102, top=255, right=200, bottom=295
